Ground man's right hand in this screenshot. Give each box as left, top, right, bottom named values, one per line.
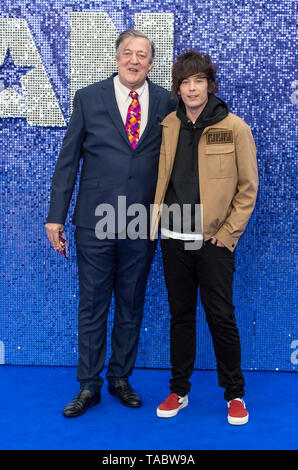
left=45, top=223, right=64, bottom=251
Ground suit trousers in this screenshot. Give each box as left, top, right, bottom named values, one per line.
left=75, top=227, right=156, bottom=393
left=161, top=238, right=245, bottom=401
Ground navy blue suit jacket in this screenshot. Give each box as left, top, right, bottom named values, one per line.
left=47, top=74, right=176, bottom=230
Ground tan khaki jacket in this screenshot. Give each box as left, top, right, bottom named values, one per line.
left=150, top=111, right=258, bottom=251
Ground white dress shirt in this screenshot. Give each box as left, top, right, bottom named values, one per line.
left=113, top=74, right=149, bottom=138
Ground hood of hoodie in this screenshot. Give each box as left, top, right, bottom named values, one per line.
left=176, top=93, right=229, bottom=129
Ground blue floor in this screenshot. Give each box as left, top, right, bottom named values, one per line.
left=0, top=365, right=297, bottom=450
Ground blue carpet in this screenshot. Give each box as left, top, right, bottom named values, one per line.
left=0, top=366, right=297, bottom=450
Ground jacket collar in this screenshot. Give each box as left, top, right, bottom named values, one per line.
left=162, top=109, right=231, bottom=133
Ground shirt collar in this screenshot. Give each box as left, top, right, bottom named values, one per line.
left=114, top=74, right=147, bottom=101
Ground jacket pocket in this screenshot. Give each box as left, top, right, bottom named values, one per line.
left=205, top=144, right=236, bottom=179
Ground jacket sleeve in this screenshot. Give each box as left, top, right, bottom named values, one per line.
left=150, top=126, right=167, bottom=240
left=215, top=122, right=258, bottom=251
left=46, top=91, right=85, bottom=224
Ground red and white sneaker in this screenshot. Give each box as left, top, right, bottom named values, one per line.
left=156, top=393, right=188, bottom=418
left=227, top=398, right=249, bottom=425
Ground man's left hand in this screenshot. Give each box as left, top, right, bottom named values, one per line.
left=211, top=237, right=225, bottom=248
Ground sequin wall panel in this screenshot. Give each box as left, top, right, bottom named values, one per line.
left=0, top=1, right=297, bottom=371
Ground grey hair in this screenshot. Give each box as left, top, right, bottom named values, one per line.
left=115, top=30, right=155, bottom=63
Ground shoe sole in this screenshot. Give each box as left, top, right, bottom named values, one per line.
left=108, top=390, right=141, bottom=408
left=63, top=397, right=101, bottom=418
left=227, top=413, right=249, bottom=425
left=156, top=399, right=188, bottom=418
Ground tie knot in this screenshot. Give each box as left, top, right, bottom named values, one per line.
left=129, top=90, right=138, bottom=100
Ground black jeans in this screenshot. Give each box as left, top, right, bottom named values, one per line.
left=161, top=238, right=245, bottom=401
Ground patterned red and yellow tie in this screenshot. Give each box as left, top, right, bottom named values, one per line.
left=125, top=90, right=141, bottom=149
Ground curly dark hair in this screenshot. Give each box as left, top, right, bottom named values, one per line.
left=171, top=50, right=218, bottom=97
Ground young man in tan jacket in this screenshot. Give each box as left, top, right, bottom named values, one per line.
left=151, top=50, right=258, bottom=425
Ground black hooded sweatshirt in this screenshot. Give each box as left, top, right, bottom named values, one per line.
left=163, top=93, right=229, bottom=233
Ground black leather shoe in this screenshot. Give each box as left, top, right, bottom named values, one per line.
left=108, top=379, right=141, bottom=408
left=63, top=389, right=101, bottom=417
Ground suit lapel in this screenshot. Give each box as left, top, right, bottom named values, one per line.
left=100, top=75, right=131, bottom=148
left=100, top=75, right=161, bottom=150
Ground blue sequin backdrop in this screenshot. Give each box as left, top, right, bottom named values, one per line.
left=0, top=0, right=297, bottom=371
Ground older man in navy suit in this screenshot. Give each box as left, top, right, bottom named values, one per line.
left=46, top=30, right=175, bottom=417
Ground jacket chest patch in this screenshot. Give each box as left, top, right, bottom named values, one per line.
left=206, top=130, right=233, bottom=144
